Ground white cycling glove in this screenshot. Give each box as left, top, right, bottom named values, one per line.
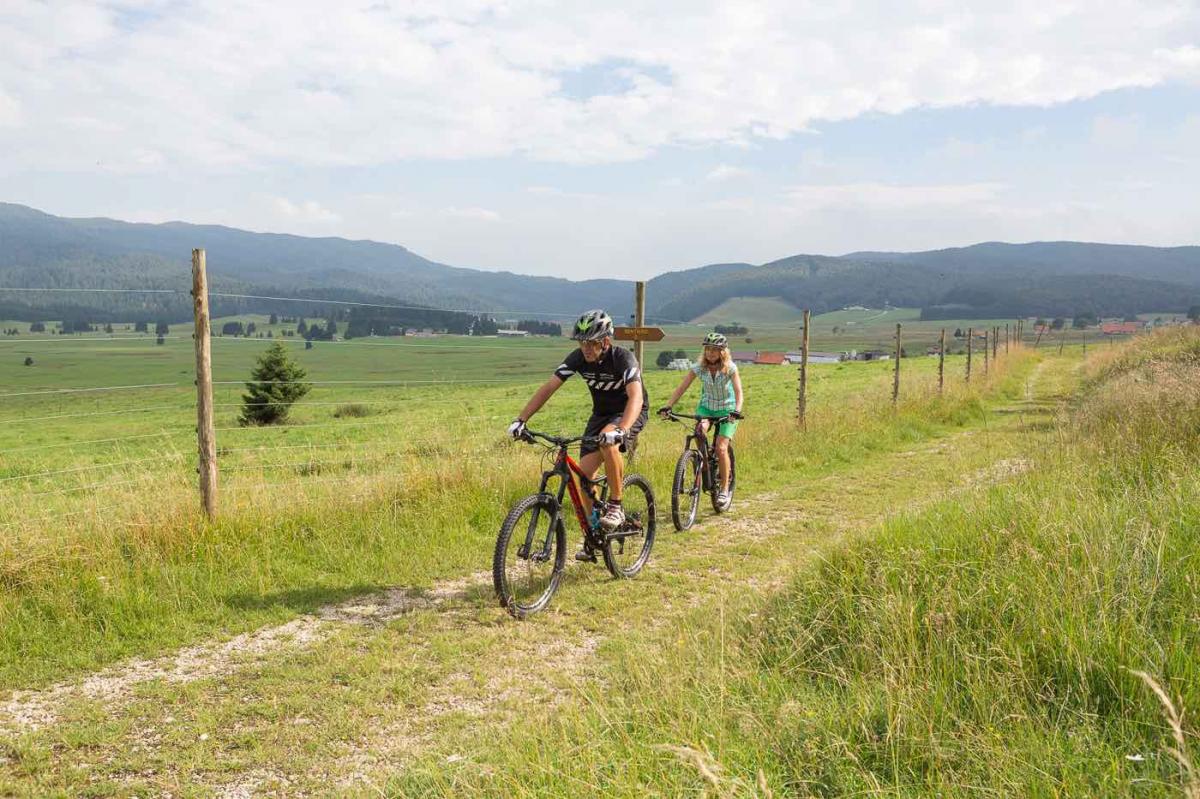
left=600, top=427, right=625, bottom=446
left=508, top=419, right=527, bottom=440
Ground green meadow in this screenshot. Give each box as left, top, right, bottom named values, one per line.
left=1, top=316, right=1196, bottom=797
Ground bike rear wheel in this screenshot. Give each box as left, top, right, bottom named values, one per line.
left=671, top=448, right=703, bottom=531
left=603, top=474, right=656, bottom=578
left=711, top=443, right=736, bottom=513
left=493, top=493, right=565, bottom=618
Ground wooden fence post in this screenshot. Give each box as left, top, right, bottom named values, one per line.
left=191, top=248, right=217, bottom=519
left=892, top=323, right=901, bottom=405
left=992, top=326, right=999, bottom=360
left=983, top=328, right=990, bottom=376
left=966, top=327, right=974, bottom=383
left=633, top=281, right=646, bottom=367
left=938, top=328, right=945, bottom=395
left=798, top=309, right=810, bottom=427
left=1005, top=323, right=1010, bottom=354
left=1058, top=328, right=1067, bottom=355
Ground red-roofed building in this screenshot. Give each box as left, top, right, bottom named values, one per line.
left=1101, top=321, right=1142, bottom=335
left=754, top=351, right=787, bottom=365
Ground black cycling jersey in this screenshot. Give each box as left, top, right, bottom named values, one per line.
left=554, top=344, right=649, bottom=417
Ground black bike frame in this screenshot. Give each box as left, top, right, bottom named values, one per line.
left=671, top=413, right=732, bottom=492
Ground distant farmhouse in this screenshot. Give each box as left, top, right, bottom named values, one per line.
left=1100, top=321, right=1146, bottom=335
left=785, top=351, right=843, bottom=364
left=754, top=352, right=788, bottom=366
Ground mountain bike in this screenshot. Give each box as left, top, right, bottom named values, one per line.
left=493, top=428, right=657, bottom=619
left=661, top=410, right=739, bottom=531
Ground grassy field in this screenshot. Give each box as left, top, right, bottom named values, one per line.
left=0, top=320, right=996, bottom=687
left=691, top=297, right=808, bottom=326
left=0, top=329, right=1037, bottom=795
left=411, top=328, right=1200, bottom=797
left=2, top=317, right=1194, bottom=796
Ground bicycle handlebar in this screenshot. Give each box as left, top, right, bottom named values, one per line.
left=520, top=428, right=601, bottom=447
left=660, top=410, right=742, bottom=424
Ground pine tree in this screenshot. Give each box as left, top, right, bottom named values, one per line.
left=297, top=318, right=308, bottom=337
left=239, top=343, right=311, bottom=426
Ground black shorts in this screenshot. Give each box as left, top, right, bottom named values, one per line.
left=580, top=407, right=648, bottom=458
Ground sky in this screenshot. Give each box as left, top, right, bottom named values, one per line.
left=1, top=1, right=1198, bottom=280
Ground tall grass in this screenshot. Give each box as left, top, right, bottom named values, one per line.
left=0, top=352, right=1027, bottom=688
left=404, top=330, right=1200, bottom=797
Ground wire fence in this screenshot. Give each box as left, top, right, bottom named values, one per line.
left=0, top=276, right=1042, bottom=535
left=0, top=311, right=546, bottom=532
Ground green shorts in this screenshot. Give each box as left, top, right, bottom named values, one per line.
left=697, top=405, right=738, bottom=438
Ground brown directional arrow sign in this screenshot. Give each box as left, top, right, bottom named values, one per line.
left=614, top=326, right=666, bottom=342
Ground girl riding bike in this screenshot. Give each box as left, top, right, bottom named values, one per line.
left=657, top=332, right=743, bottom=509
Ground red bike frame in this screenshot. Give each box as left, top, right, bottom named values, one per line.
left=557, top=447, right=598, bottom=535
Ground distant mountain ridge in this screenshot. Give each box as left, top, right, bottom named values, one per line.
left=845, top=241, right=1200, bottom=286
left=1, top=203, right=1198, bottom=325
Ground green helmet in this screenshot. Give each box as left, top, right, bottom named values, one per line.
left=571, top=309, right=614, bottom=341
left=702, top=332, right=728, bottom=348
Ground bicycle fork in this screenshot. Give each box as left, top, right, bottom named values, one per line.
left=518, top=469, right=570, bottom=562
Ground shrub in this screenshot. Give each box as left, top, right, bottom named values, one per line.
left=239, top=342, right=311, bottom=426
left=333, top=403, right=372, bottom=418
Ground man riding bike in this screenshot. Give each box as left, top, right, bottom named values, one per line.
left=508, top=309, right=649, bottom=561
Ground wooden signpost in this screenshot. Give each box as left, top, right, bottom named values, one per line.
left=613, top=326, right=666, bottom=342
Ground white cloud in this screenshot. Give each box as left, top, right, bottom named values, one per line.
left=783, top=182, right=1005, bottom=212
left=932, top=136, right=994, bottom=160
left=1, top=1, right=1197, bottom=170
left=1020, top=125, right=1048, bottom=144
left=272, top=197, right=341, bottom=223
left=705, top=164, right=752, bottom=181
left=443, top=206, right=502, bottom=221
left=525, top=185, right=598, bottom=199
left=1090, top=113, right=1144, bottom=148
left=0, top=90, right=21, bottom=127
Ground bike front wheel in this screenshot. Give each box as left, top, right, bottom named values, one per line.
left=603, top=474, right=656, bottom=578
left=671, top=448, right=703, bottom=531
left=493, top=493, right=565, bottom=618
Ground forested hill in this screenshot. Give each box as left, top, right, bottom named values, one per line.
left=846, top=241, right=1200, bottom=286
left=0, top=203, right=633, bottom=323
left=2, top=202, right=1199, bottom=324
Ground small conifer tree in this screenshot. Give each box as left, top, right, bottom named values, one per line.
left=239, top=342, right=311, bottom=425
